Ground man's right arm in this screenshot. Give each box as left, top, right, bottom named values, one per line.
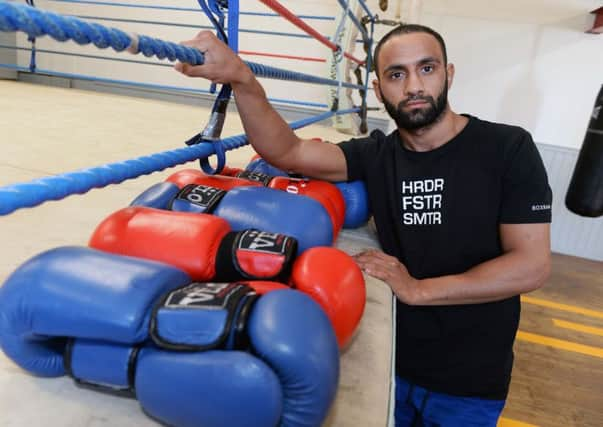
left=175, top=31, right=348, bottom=182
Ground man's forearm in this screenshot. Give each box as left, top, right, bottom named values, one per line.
left=232, top=76, right=301, bottom=170
left=409, top=250, right=551, bottom=306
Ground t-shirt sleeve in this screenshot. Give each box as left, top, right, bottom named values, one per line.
left=499, top=131, right=552, bottom=223
left=337, top=130, right=383, bottom=182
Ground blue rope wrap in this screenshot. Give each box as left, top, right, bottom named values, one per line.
left=0, top=2, right=131, bottom=51
left=247, top=62, right=361, bottom=89
left=0, top=109, right=359, bottom=216
left=0, top=1, right=362, bottom=90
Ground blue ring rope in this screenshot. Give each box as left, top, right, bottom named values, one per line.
left=69, top=14, right=346, bottom=41
left=0, top=108, right=359, bottom=216
left=357, top=0, right=374, bottom=20
left=335, top=0, right=369, bottom=44
left=46, top=0, right=336, bottom=21
left=0, top=2, right=363, bottom=90
left=0, top=61, right=331, bottom=109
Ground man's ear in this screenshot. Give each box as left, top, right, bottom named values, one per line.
left=373, top=79, right=382, bottom=102
left=446, top=63, right=455, bottom=89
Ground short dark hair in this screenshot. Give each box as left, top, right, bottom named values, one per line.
left=373, top=24, right=448, bottom=77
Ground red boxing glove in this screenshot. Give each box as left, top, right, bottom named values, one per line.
left=166, top=169, right=261, bottom=190
left=89, top=207, right=297, bottom=283
left=166, top=169, right=345, bottom=241
left=246, top=280, right=290, bottom=295
left=268, top=177, right=345, bottom=235
left=290, top=247, right=366, bottom=348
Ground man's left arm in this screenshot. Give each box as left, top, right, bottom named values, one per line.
left=354, top=222, right=551, bottom=305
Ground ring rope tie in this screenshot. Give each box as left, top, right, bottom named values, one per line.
left=0, top=1, right=363, bottom=90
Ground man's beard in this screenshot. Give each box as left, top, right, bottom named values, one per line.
left=381, top=80, right=448, bottom=130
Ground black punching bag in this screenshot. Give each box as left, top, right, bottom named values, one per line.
left=565, top=85, right=603, bottom=217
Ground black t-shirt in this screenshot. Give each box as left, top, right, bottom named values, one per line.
left=338, top=115, right=552, bottom=399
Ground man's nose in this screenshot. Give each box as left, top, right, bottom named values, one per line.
left=404, top=71, right=425, bottom=96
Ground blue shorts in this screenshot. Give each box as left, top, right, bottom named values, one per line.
left=395, top=376, right=506, bottom=427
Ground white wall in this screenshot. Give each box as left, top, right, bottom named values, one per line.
left=433, top=1, right=603, bottom=149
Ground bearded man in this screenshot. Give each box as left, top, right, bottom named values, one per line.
left=176, top=24, right=552, bottom=426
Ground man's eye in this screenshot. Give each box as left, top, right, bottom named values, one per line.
left=421, top=65, right=434, bottom=73
left=390, top=71, right=404, bottom=79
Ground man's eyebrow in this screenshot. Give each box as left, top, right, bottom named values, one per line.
left=383, top=57, right=442, bottom=74
left=383, top=63, right=407, bottom=73
left=418, top=56, right=441, bottom=65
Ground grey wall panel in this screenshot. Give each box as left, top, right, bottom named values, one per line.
left=0, top=32, right=16, bottom=80
left=537, top=142, right=603, bottom=261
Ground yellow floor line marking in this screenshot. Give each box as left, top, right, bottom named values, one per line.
left=552, top=318, right=603, bottom=337
left=516, top=331, right=603, bottom=358
left=521, top=296, right=603, bottom=319
left=498, top=417, right=539, bottom=427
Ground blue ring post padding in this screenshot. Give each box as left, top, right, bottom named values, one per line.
left=0, top=1, right=363, bottom=90
left=0, top=108, right=359, bottom=216
left=227, top=0, right=240, bottom=53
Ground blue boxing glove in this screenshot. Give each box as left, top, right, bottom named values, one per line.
left=69, top=340, right=283, bottom=427
left=0, top=246, right=190, bottom=376
left=131, top=181, right=333, bottom=254
left=231, top=155, right=371, bottom=230
left=135, top=286, right=339, bottom=427
left=0, top=247, right=340, bottom=427
left=335, top=180, right=371, bottom=228
left=245, top=157, right=290, bottom=177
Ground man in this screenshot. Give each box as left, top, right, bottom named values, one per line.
left=176, top=24, right=552, bottom=426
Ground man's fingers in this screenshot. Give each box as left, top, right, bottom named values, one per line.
left=174, top=62, right=203, bottom=77
left=359, top=261, right=390, bottom=281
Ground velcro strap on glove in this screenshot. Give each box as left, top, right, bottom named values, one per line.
left=234, top=170, right=273, bottom=186
left=64, top=339, right=141, bottom=397
left=216, top=230, right=298, bottom=283
left=170, top=184, right=226, bottom=213
left=150, top=282, right=253, bottom=351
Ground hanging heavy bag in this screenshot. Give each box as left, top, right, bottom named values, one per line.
left=565, top=84, right=603, bottom=217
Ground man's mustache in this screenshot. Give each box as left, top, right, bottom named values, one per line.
left=399, top=95, right=435, bottom=108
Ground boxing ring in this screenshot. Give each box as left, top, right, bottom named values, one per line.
left=0, top=1, right=395, bottom=426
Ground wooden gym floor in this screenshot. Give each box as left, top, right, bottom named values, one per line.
left=505, top=254, right=603, bottom=427
left=1, top=81, right=602, bottom=427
